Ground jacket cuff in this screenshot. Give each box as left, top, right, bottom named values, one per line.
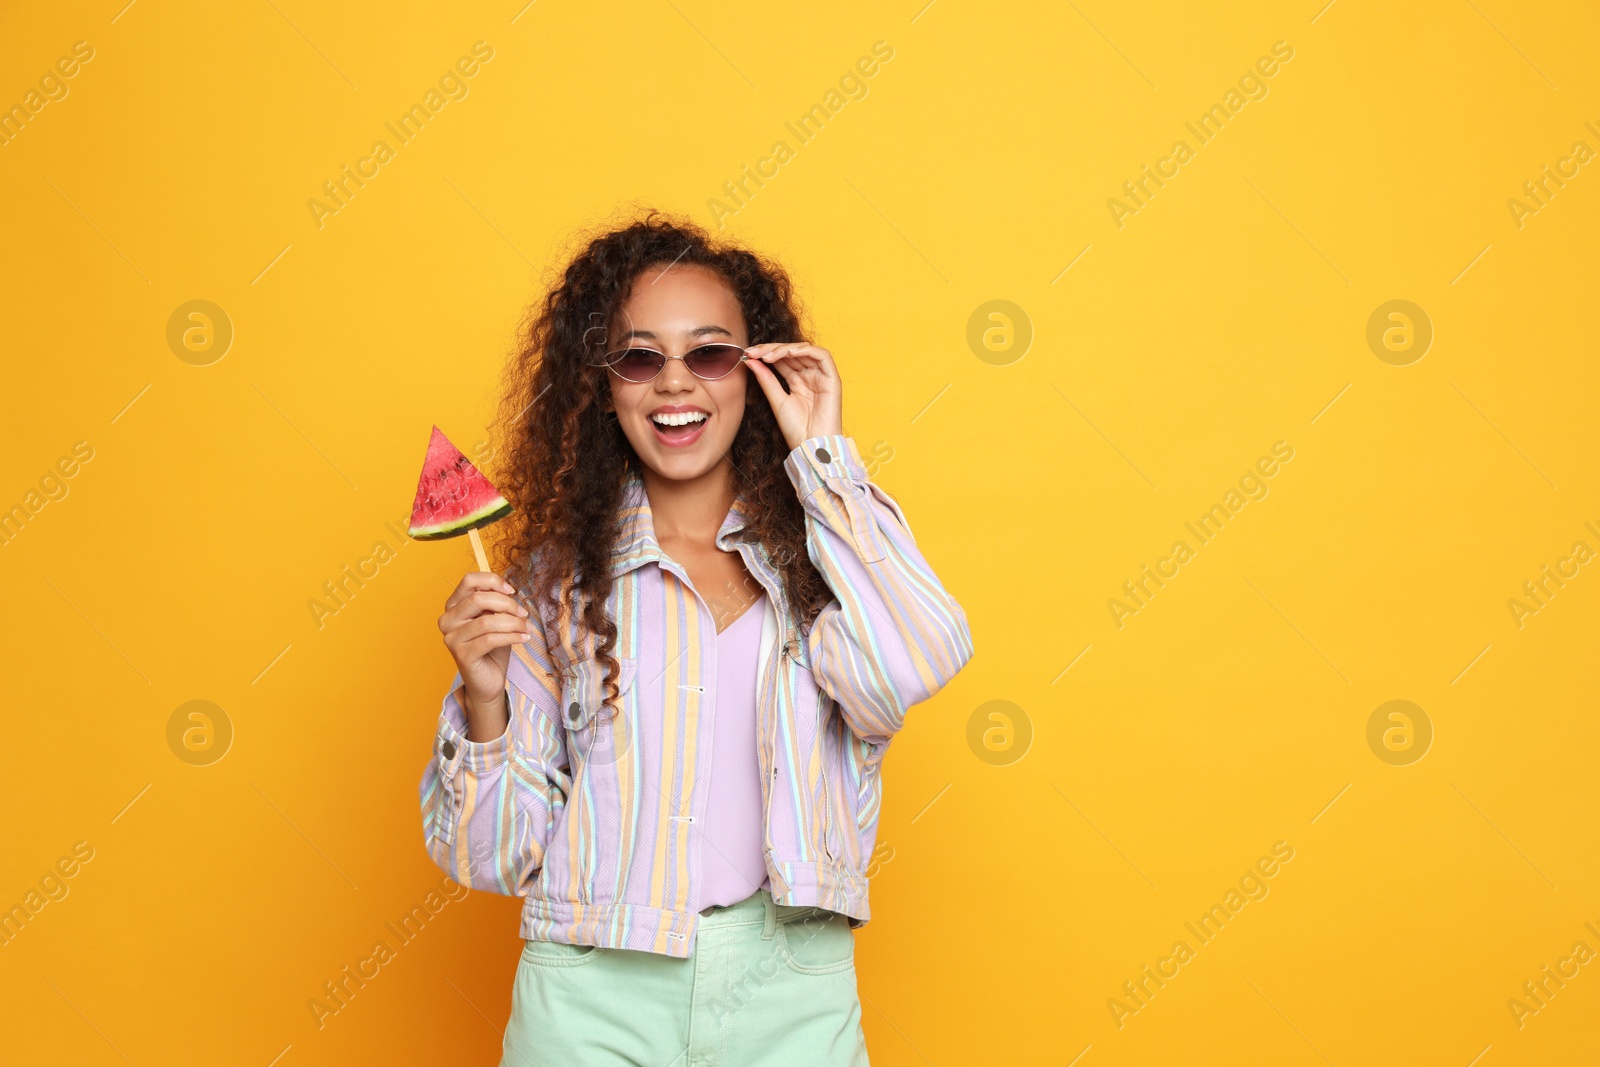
left=784, top=434, right=889, bottom=563
left=437, top=682, right=513, bottom=779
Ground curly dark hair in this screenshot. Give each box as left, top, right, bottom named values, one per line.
left=486, top=207, right=832, bottom=718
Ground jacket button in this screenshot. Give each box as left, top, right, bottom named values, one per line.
left=441, top=740, right=456, bottom=759
left=568, top=702, right=582, bottom=723
left=814, top=446, right=832, bottom=464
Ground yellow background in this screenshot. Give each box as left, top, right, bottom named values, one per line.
left=2, top=0, right=1596, bottom=1063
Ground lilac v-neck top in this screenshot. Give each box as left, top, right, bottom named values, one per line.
left=695, top=592, right=772, bottom=910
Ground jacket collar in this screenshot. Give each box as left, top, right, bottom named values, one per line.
left=610, top=465, right=760, bottom=577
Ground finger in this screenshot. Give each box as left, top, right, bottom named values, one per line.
left=747, top=357, right=802, bottom=415
left=447, top=574, right=514, bottom=612
left=756, top=352, right=823, bottom=403
left=750, top=342, right=804, bottom=363
left=448, top=612, right=535, bottom=647
left=464, top=587, right=528, bottom=617
left=467, top=589, right=528, bottom=617
left=457, top=630, right=531, bottom=662
left=447, top=571, right=516, bottom=611
left=442, top=594, right=531, bottom=635
left=746, top=342, right=809, bottom=367
left=755, top=348, right=831, bottom=392
left=781, top=344, right=836, bottom=378
left=751, top=342, right=829, bottom=367
left=441, top=591, right=528, bottom=632
left=461, top=630, right=532, bottom=661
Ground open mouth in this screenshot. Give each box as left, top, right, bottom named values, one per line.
left=649, top=410, right=709, bottom=447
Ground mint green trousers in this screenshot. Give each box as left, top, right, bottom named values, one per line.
left=500, top=886, right=870, bottom=1066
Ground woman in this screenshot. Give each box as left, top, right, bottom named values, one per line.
left=420, top=211, right=975, bottom=1066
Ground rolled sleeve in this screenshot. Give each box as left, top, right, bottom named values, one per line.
left=783, top=434, right=894, bottom=564
left=436, top=681, right=514, bottom=777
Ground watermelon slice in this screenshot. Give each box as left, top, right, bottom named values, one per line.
left=407, top=426, right=512, bottom=540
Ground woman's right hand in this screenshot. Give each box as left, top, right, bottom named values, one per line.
left=439, top=571, right=534, bottom=741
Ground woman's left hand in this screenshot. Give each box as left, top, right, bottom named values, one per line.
left=744, top=342, right=844, bottom=450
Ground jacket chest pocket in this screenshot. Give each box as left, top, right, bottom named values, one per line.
left=561, top=656, right=637, bottom=770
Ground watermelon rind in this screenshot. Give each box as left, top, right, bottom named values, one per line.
left=408, top=497, right=512, bottom=540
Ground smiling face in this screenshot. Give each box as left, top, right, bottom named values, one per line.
left=601, top=264, right=750, bottom=484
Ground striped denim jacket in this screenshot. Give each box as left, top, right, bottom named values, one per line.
left=419, top=433, right=974, bottom=958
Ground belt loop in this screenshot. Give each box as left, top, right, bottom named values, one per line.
left=761, top=890, right=777, bottom=940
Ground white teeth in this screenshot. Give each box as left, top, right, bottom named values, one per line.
left=651, top=411, right=708, bottom=427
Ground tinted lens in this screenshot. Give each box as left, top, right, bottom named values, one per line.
left=609, top=347, right=666, bottom=382
left=685, top=344, right=745, bottom=379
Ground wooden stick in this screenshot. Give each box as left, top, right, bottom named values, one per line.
left=467, top=527, right=490, bottom=572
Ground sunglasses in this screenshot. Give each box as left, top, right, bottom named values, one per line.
left=599, top=343, right=751, bottom=383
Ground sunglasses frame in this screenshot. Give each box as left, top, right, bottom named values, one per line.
left=597, top=342, right=752, bottom=383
